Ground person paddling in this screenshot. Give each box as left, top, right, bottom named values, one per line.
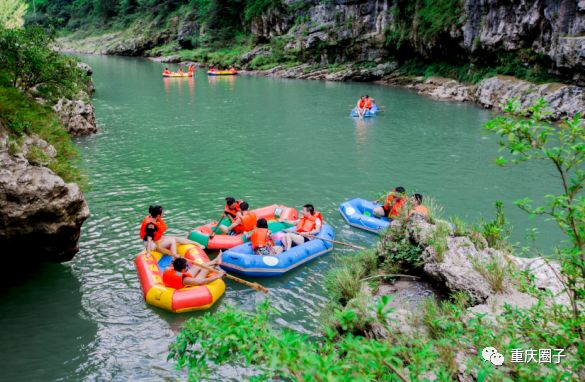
left=246, top=218, right=283, bottom=256
left=356, top=95, right=367, bottom=118
left=373, top=187, right=408, bottom=218
left=219, top=201, right=257, bottom=235
left=162, top=257, right=224, bottom=288
left=224, top=196, right=243, bottom=222
left=140, top=205, right=202, bottom=258
left=280, top=204, right=323, bottom=251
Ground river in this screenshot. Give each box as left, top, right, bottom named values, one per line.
left=0, top=55, right=562, bottom=381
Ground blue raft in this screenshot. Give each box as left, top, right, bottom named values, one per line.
left=339, top=198, right=390, bottom=234
left=351, top=104, right=379, bottom=117
left=220, top=225, right=335, bottom=277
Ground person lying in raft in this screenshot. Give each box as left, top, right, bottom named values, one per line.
left=279, top=204, right=323, bottom=251
left=163, top=67, right=171, bottom=76
left=408, top=193, right=428, bottom=218
left=356, top=95, right=367, bottom=118
left=162, top=257, right=224, bottom=289
left=245, top=218, right=283, bottom=256
left=373, top=186, right=408, bottom=218
left=218, top=201, right=257, bottom=235
left=140, top=205, right=202, bottom=258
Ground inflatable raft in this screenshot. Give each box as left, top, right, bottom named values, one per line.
left=207, top=70, right=237, bottom=76
left=339, top=198, right=390, bottom=234
left=135, top=244, right=225, bottom=313
left=220, top=224, right=335, bottom=277
left=351, top=104, right=379, bottom=117
left=162, top=72, right=193, bottom=77
left=188, top=204, right=297, bottom=250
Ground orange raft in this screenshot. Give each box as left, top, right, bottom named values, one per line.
left=207, top=69, right=238, bottom=76
left=162, top=72, right=193, bottom=77
left=188, top=204, right=297, bottom=250
left=135, top=244, right=225, bottom=313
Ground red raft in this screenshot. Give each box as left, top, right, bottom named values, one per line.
left=188, top=204, right=297, bottom=250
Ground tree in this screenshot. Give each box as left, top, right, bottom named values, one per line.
left=484, top=99, right=584, bottom=339
left=0, top=0, right=28, bottom=29
left=0, top=26, right=85, bottom=99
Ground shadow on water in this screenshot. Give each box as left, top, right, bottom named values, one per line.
left=0, top=263, right=97, bottom=381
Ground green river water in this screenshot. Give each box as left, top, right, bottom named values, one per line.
left=0, top=55, right=562, bottom=381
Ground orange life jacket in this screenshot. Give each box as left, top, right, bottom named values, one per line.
left=296, top=211, right=323, bottom=233
left=224, top=202, right=241, bottom=219
left=234, top=212, right=257, bottom=234
left=358, top=100, right=366, bottom=108
left=365, top=99, right=373, bottom=109
left=410, top=205, right=428, bottom=217
left=162, top=268, right=188, bottom=289
left=163, top=70, right=171, bottom=75
left=188, top=66, right=194, bottom=73
left=251, top=228, right=272, bottom=249
left=390, top=196, right=408, bottom=217
left=139, top=216, right=167, bottom=241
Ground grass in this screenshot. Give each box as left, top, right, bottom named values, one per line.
left=0, top=86, right=85, bottom=187
left=471, top=255, right=511, bottom=293
left=429, top=221, right=451, bottom=262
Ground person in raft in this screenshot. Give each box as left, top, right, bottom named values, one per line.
left=223, top=196, right=243, bottom=222
left=356, top=95, right=367, bottom=117
left=279, top=204, right=323, bottom=251
left=373, top=186, right=408, bottom=219
left=163, top=67, right=171, bottom=76
left=365, top=95, right=375, bottom=110
left=409, top=193, right=428, bottom=218
left=162, top=257, right=224, bottom=289
left=188, top=64, right=194, bottom=74
left=219, top=201, right=257, bottom=235
left=209, top=65, right=216, bottom=73
left=245, top=218, right=283, bottom=256
left=140, top=205, right=202, bottom=257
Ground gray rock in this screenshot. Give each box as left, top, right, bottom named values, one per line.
left=76, top=62, right=93, bottom=76
left=0, top=150, right=89, bottom=263
left=52, top=92, right=98, bottom=136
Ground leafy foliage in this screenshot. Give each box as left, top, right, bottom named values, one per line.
left=0, top=0, right=28, bottom=29
left=169, top=300, right=407, bottom=382
left=0, top=26, right=86, bottom=100
left=484, top=98, right=584, bottom=338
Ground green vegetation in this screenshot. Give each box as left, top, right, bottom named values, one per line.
left=0, top=26, right=88, bottom=185
left=169, top=102, right=584, bottom=380
left=396, top=55, right=557, bottom=84
left=1, top=0, right=28, bottom=29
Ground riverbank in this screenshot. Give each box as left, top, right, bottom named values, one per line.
left=0, top=27, right=97, bottom=264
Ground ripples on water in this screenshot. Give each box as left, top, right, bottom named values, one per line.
left=0, top=55, right=561, bottom=381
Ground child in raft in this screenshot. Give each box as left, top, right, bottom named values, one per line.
left=245, top=218, right=283, bottom=256
left=218, top=201, right=256, bottom=235
left=140, top=205, right=203, bottom=258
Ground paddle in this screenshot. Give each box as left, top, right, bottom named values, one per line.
left=185, top=256, right=269, bottom=294
left=298, top=233, right=367, bottom=250
left=210, top=213, right=226, bottom=237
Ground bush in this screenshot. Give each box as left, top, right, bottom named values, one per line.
left=0, top=26, right=86, bottom=100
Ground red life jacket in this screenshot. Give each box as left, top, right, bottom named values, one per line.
left=162, top=268, right=188, bottom=289
left=358, top=99, right=366, bottom=108
left=365, top=99, right=373, bottom=109
left=296, top=211, right=323, bottom=233
left=251, top=228, right=272, bottom=249
left=224, top=202, right=241, bottom=219
left=139, top=216, right=166, bottom=241
left=390, top=196, right=408, bottom=217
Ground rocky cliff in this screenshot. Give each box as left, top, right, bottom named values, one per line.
left=0, top=63, right=96, bottom=264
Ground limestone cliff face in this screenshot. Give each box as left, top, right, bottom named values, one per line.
left=0, top=148, right=89, bottom=263
left=249, top=0, right=585, bottom=82
left=0, top=63, right=96, bottom=263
